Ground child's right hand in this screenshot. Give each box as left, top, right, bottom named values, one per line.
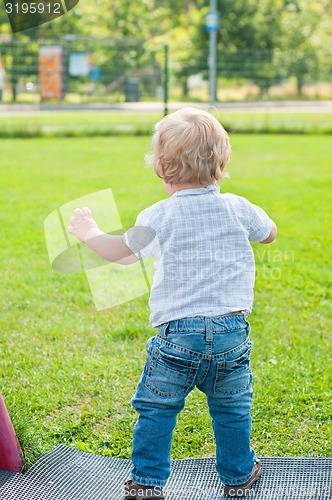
left=67, top=207, right=101, bottom=243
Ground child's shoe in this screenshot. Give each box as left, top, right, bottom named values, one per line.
left=124, top=479, right=165, bottom=499
left=223, top=459, right=262, bottom=497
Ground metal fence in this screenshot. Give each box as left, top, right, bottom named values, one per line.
left=0, top=34, right=331, bottom=103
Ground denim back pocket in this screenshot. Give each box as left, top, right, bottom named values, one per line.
left=145, top=345, right=200, bottom=398
left=214, top=341, right=252, bottom=394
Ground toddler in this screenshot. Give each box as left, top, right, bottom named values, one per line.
left=68, top=107, right=277, bottom=499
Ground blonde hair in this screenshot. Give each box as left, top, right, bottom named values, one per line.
left=145, top=107, right=231, bottom=185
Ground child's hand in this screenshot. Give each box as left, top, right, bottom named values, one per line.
left=67, top=207, right=100, bottom=243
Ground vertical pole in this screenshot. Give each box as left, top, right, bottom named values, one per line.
left=11, top=35, right=17, bottom=103
left=164, top=44, right=169, bottom=116
left=209, top=0, right=217, bottom=104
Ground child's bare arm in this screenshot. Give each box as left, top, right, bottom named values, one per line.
left=67, top=208, right=139, bottom=265
left=260, top=221, right=277, bottom=244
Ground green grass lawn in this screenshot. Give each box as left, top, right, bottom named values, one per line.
left=0, top=110, right=331, bottom=137
left=0, top=133, right=331, bottom=468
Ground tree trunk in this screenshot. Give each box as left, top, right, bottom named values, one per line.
left=182, top=79, right=189, bottom=97
left=296, top=75, right=304, bottom=96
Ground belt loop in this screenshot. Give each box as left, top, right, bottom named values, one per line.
left=242, top=309, right=250, bottom=320
left=158, top=322, right=169, bottom=339
left=204, top=317, right=213, bottom=342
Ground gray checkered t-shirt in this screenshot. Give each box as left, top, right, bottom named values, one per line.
left=122, top=183, right=273, bottom=328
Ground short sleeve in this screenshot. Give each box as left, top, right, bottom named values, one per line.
left=246, top=201, right=274, bottom=242
left=122, top=206, right=160, bottom=260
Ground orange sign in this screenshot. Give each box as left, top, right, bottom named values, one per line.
left=39, top=46, right=63, bottom=100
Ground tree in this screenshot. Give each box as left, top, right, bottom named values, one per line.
left=167, top=0, right=285, bottom=97
left=0, top=0, right=330, bottom=100
left=278, top=0, right=324, bottom=95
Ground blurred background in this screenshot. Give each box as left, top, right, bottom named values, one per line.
left=0, top=0, right=331, bottom=105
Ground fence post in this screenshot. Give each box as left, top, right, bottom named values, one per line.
left=164, top=44, right=169, bottom=116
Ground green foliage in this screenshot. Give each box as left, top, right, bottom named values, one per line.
left=276, top=0, right=330, bottom=94
left=169, top=0, right=331, bottom=94
left=1, top=1, right=330, bottom=97
left=0, top=130, right=331, bottom=464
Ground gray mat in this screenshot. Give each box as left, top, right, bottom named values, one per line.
left=0, top=445, right=331, bottom=499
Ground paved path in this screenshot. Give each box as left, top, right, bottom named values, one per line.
left=1, top=100, right=332, bottom=114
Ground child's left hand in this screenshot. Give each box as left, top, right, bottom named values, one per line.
left=67, top=207, right=100, bottom=243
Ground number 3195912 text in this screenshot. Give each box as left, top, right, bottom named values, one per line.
left=5, top=2, right=62, bottom=14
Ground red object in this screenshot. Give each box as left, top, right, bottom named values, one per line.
left=0, top=394, right=24, bottom=472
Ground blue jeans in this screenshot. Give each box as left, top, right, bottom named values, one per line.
left=130, top=313, right=256, bottom=487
